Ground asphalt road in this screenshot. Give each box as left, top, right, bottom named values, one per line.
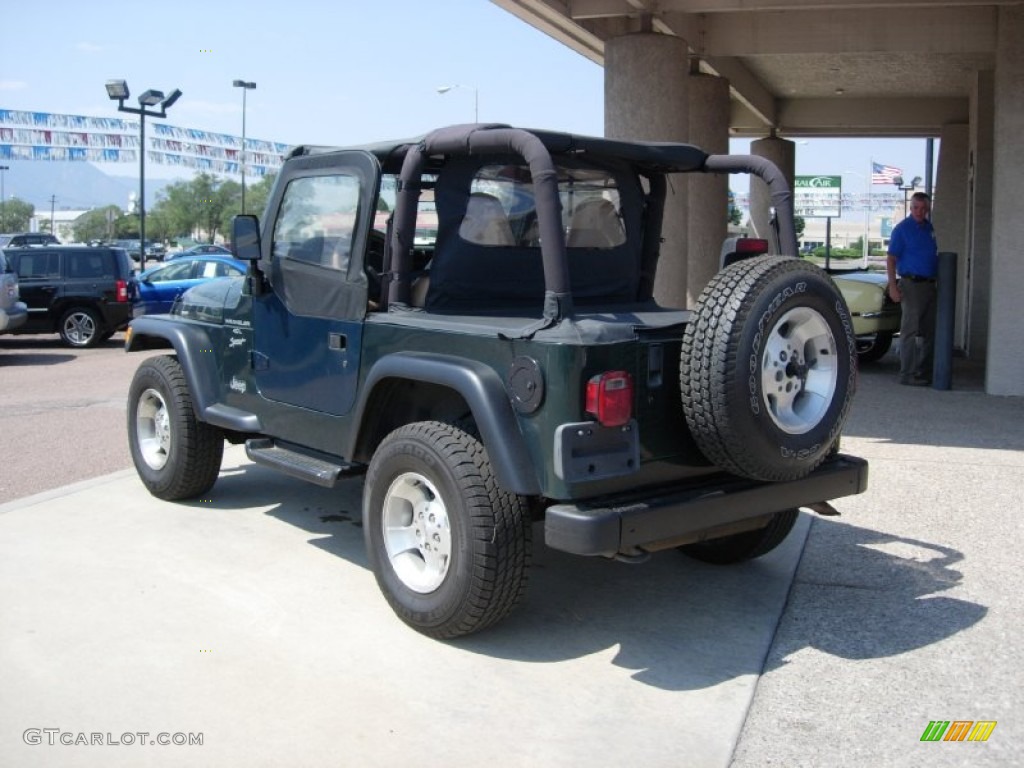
left=0, top=333, right=162, bottom=503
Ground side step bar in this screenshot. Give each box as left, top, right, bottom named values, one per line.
left=245, top=438, right=365, bottom=488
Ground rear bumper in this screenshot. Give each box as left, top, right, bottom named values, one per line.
left=544, top=454, right=868, bottom=557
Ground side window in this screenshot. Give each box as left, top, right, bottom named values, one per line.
left=67, top=253, right=110, bottom=279
left=204, top=260, right=241, bottom=278
left=149, top=261, right=195, bottom=282
left=16, top=252, right=60, bottom=279
left=272, top=174, right=362, bottom=272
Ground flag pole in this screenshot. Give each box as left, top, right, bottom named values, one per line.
left=864, top=157, right=871, bottom=268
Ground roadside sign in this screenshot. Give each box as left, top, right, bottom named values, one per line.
left=794, top=175, right=842, bottom=218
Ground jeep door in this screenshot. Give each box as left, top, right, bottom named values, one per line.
left=252, top=151, right=380, bottom=416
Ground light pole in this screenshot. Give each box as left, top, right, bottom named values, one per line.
left=105, top=79, right=181, bottom=269
left=0, top=165, right=8, bottom=231
left=232, top=80, right=256, bottom=214
left=843, top=170, right=870, bottom=266
left=437, top=84, right=478, bottom=122
left=893, top=175, right=922, bottom=219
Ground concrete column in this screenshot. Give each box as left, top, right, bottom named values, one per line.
left=749, top=137, right=796, bottom=249
left=987, top=6, right=1024, bottom=395
left=966, top=70, right=995, bottom=359
left=687, top=73, right=730, bottom=305
left=930, top=124, right=969, bottom=349
left=605, top=33, right=690, bottom=308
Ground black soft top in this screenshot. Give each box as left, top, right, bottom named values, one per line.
left=287, top=123, right=708, bottom=176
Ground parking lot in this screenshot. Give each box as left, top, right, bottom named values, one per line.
left=1, top=335, right=1021, bottom=766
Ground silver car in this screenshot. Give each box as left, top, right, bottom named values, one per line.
left=0, top=249, right=28, bottom=333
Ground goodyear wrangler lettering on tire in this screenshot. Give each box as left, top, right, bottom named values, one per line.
left=680, top=256, right=855, bottom=482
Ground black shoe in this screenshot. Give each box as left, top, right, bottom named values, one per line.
left=899, top=376, right=929, bottom=387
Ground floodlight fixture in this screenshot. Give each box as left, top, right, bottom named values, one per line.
left=161, top=89, right=183, bottom=110
left=102, top=79, right=181, bottom=268
left=105, top=79, right=129, bottom=100
left=436, top=83, right=479, bottom=122
left=139, top=89, right=164, bottom=107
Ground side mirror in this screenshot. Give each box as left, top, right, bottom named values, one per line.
left=232, top=214, right=262, bottom=261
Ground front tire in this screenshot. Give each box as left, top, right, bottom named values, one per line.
left=681, top=256, right=857, bottom=481
left=364, top=421, right=531, bottom=639
left=127, top=355, right=224, bottom=500
left=856, top=331, right=893, bottom=363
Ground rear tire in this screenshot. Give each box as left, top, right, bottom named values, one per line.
left=127, top=355, right=224, bottom=500
left=364, top=421, right=531, bottom=638
left=680, top=508, right=800, bottom=565
left=681, top=256, right=857, bottom=481
left=58, top=307, right=102, bottom=348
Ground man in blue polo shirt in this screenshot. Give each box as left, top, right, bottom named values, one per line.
left=887, top=191, right=938, bottom=386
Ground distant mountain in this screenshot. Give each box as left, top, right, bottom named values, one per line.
left=1, top=160, right=180, bottom=213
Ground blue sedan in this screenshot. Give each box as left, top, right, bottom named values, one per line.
left=133, top=255, right=246, bottom=316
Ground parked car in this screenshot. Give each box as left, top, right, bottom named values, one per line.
left=164, top=244, right=232, bottom=260
left=829, top=269, right=901, bottom=362
left=719, top=237, right=900, bottom=363
left=133, top=255, right=246, bottom=316
left=0, top=249, right=28, bottom=334
left=144, top=241, right=167, bottom=260
left=3, top=245, right=136, bottom=347
left=0, top=233, right=60, bottom=248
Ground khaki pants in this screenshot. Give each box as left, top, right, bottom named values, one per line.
left=899, top=278, right=937, bottom=382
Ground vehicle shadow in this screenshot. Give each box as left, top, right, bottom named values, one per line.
left=0, top=349, right=76, bottom=365
left=207, top=462, right=985, bottom=693
left=0, top=334, right=124, bottom=365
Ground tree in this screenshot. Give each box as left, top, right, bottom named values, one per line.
left=0, top=197, right=35, bottom=232
left=727, top=189, right=742, bottom=226
left=243, top=173, right=277, bottom=218
left=73, top=205, right=122, bottom=242
left=794, top=216, right=806, bottom=239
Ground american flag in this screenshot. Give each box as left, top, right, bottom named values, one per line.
left=872, top=162, right=902, bottom=185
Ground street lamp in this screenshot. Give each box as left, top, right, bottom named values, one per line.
left=232, top=80, right=256, bottom=214
left=437, top=84, right=478, bottom=122
left=0, top=165, right=8, bottom=231
left=105, top=79, right=181, bottom=268
left=893, top=174, right=922, bottom=219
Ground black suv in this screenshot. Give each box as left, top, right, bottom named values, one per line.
left=4, top=245, right=136, bottom=346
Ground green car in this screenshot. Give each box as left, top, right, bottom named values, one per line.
left=830, top=270, right=901, bottom=363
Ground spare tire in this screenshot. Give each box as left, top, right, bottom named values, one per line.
left=680, top=256, right=856, bottom=482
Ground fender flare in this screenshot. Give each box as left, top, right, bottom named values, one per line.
left=126, top=318, right=260, bottom=431
left=352, top=352, right=541, bottom=495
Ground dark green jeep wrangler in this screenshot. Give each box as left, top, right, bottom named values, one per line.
left=125, top=124, right=867, bottom=638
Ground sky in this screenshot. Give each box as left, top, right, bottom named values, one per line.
left=1, top=0, right=934, bottom=217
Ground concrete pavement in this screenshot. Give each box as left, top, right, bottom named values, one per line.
left=1, top=355, right=1021, bottom=767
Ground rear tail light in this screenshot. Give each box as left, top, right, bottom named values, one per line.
left=585, top=370, right=634, bottom=427
left=115, top=279, right=129, bottom=303
left=734, top=237, right=769, bottom=255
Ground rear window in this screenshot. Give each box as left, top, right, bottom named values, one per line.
left=463, top=164, right=625, bottom=249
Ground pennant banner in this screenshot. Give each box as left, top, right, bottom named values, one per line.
left=0, top=107, right=288, bottom=175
